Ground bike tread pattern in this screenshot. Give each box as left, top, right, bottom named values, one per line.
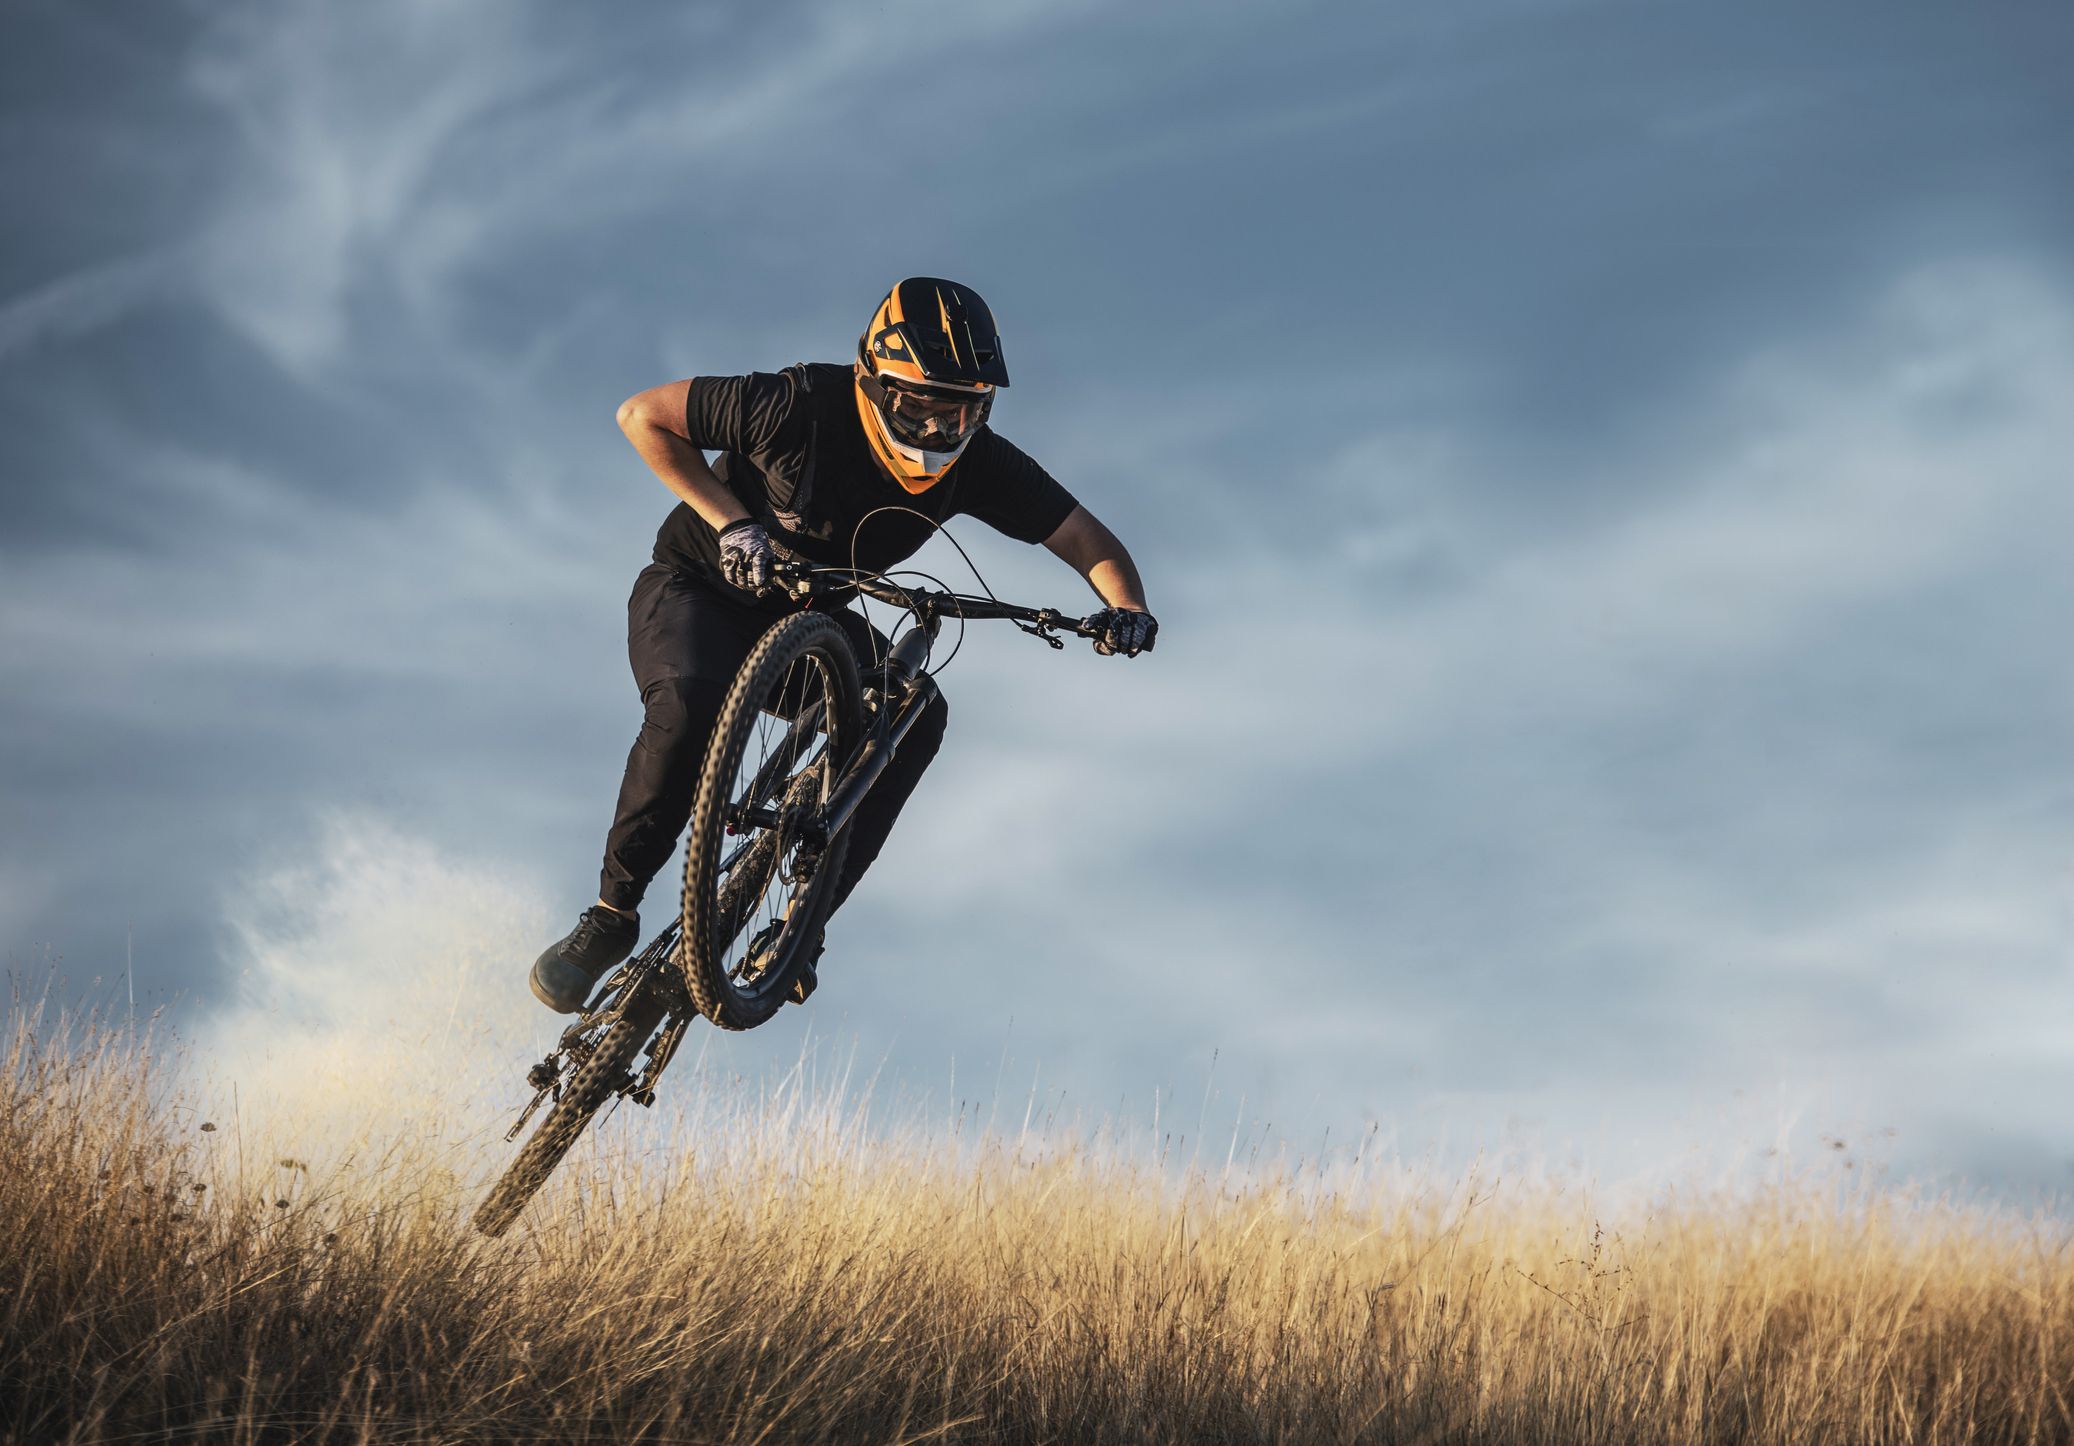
left=472, top=992, right=664, bottom=1238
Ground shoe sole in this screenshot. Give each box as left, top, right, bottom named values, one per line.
left=529, top=961, right=590, bottom=1014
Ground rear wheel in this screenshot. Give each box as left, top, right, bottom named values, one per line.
left=681, top=612, right=862, bottom=1030
left=472, top=985, right=666, bottom=1238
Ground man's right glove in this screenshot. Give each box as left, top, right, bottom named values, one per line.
left=1087, top=607, right=1158, bottom=657
left=717, top=519, right=780, bottom=595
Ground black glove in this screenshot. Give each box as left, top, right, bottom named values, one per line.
left=717, top=519, right=779, bottom=595
left=1087, top=607, right=1157, bottom=657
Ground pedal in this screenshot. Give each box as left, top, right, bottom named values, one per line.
left=735, top=900, right=791, bottom=981
left=790, top=957, right=819, bottom=1005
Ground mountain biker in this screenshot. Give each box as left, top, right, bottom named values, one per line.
left=529, top=278, right=1157, bottom=1013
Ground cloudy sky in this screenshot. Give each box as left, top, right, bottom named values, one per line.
left=5, top=1, right=2072, bottom=1195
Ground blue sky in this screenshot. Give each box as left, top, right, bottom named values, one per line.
left=5, top=1, right=2073, bottom=1194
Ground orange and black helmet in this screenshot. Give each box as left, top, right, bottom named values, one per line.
left=854, top=278, right=1010, bottom=493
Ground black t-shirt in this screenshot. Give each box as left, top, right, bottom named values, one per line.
left=651, top=362, right=1077, bottom=601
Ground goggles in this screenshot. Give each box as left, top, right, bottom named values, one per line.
left=878, top=377, right=992, bottom=452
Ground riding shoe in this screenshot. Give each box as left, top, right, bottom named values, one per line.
left=530, top=905, right=639, bottom=1013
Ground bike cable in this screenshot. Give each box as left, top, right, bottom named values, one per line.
left=787, top=504, right=1035, bottom=684
left=882, top=567, right=966, bottom=675
left=849, top=508, right=1087, bottom=661
left=806, top=559, right=964, bottom=680
left=840, top=505, right=1013, bottom=678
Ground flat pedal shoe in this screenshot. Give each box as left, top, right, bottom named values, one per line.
left=529, top=906, right=639, bottom=1013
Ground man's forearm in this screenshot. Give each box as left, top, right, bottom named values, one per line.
left=1086, top=553, right=1149, bottom=612
left=1044, top=504, right=1150, bottom=612
left=616, top=387, right=749, bottom=531
left=645, top=433, right=751, bottom=531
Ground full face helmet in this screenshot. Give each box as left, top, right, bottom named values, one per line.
left=854, top=278, right=1010, bottom=493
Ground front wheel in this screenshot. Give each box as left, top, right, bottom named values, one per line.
left=681, top=611, right=863, bottom=1030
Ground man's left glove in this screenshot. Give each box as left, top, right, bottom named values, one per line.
left=717, top=519, right=780, bottom=595
left=1087, top=607, right=1158, bottom=657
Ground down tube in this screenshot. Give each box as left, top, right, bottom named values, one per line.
left=817, top=675, right=942, bottom=847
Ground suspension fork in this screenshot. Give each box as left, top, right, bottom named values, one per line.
left=808, top=616, right=940, bottom=849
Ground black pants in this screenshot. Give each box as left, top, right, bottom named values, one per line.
left=598, top=563, right=948, bottom=917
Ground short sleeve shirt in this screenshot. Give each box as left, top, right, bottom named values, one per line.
left=651, top=362, right=1077, bottom=601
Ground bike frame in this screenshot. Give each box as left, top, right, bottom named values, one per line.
left=499, top=566, right=1119, bottom=1136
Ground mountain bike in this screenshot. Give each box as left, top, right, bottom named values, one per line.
left=472, top=559, right=1141, bottom=1236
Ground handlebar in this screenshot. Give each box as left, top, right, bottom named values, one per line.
left=772, top=561, right=1151, bottom=652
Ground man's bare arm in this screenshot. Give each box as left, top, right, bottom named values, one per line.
left=616, top=381, right=751, bottom=530
left=1043, top=504, right=1150, bottom=612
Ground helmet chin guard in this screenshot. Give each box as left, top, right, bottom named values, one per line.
left=853, top=380, right=972, bottom=493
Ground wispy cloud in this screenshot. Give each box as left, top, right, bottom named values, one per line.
left=1334, top=259, right=2074, bottom=749
left=174, top=0, right=1088, bottom=378
left=0, top=245, right=195, bottom=364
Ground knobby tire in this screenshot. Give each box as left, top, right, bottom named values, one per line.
left=472, top=990, right=666, bottom=1238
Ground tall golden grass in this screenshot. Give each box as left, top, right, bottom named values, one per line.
left=5, top=1002, right=2070, bottom=1445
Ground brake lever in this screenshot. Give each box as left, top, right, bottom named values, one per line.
left=1016, top=618, right=1065, bottom=650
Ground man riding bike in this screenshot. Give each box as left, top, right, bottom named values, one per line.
left=529, top=278, right=1157, bottom=1013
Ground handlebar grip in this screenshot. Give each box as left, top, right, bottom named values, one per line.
left=1072, top=614, right=1157, bottom=653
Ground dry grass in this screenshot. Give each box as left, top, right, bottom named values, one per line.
left=5, top=1005, right=2071, bottom=1445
